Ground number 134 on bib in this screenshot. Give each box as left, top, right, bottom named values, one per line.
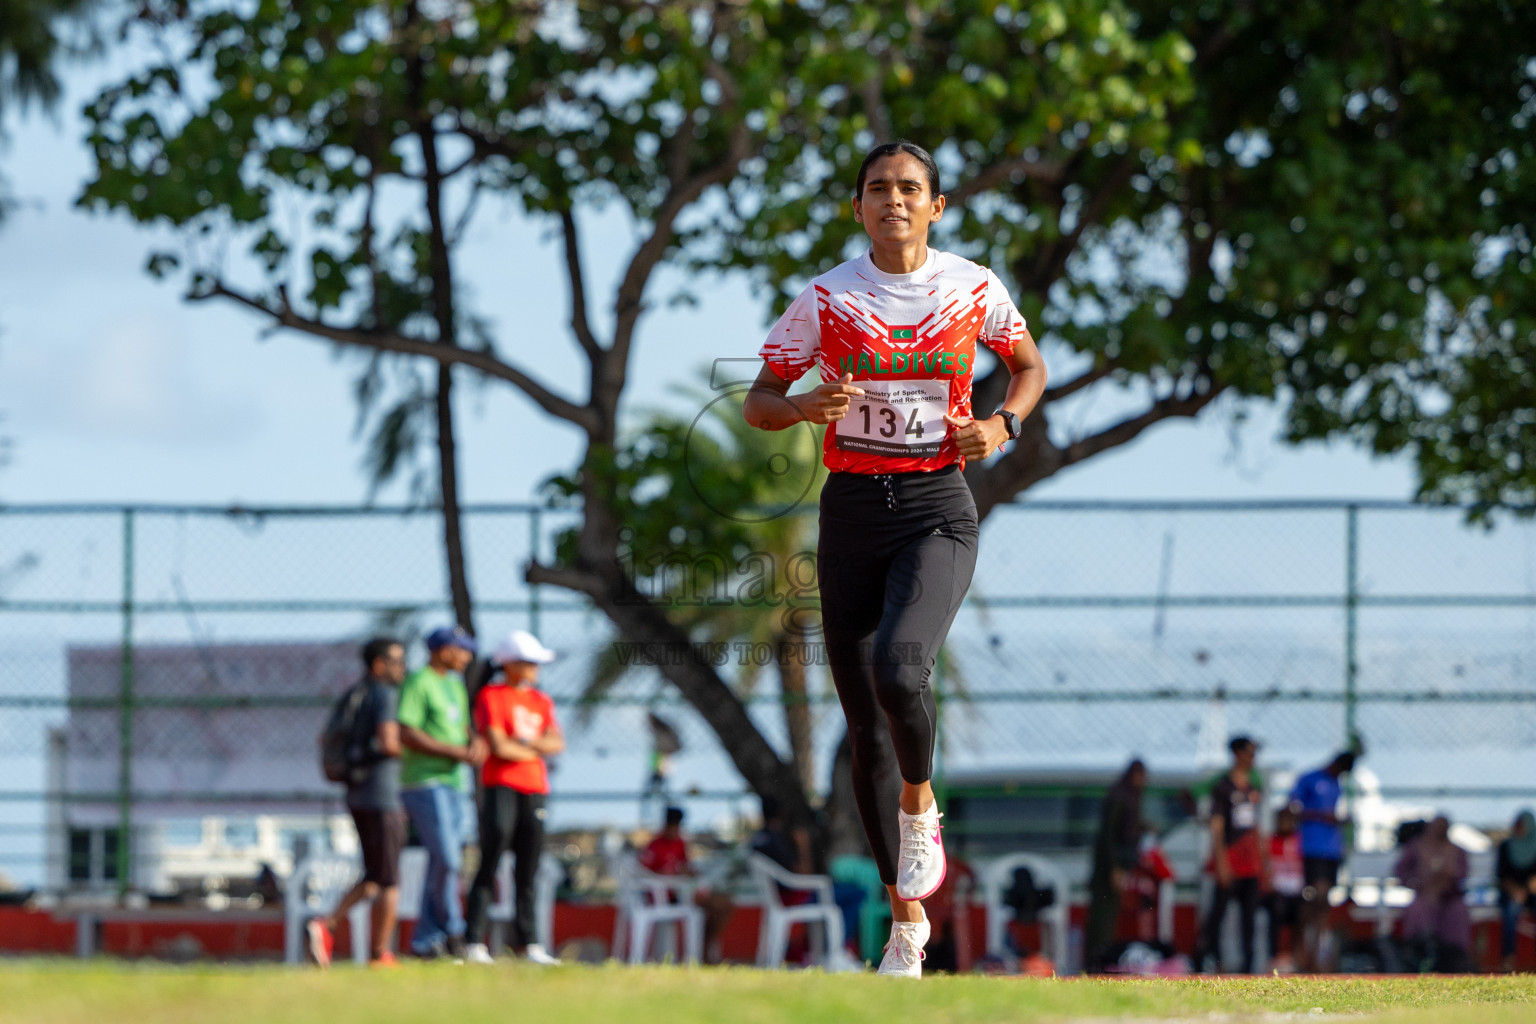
left=834, top=379, right=948, bottom=457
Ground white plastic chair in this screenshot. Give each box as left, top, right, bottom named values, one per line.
left=395, top=847, right=429, bottom=923
left=979, top=852, right=1070, bottom=972
left=747, top=853, right=846, bottom=968
left=283, top=852, right=372, bottom=965
left=487, top=851, right=563, bottom=951
left=610, top=854, right=704, bottom=964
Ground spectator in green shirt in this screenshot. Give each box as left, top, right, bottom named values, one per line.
left=398, top=625, right=486, bottom=959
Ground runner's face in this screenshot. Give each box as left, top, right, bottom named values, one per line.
left=853, top=154, right=944, bottom=246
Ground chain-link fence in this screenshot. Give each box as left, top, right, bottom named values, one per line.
left=1, top=500, right=1533, bottom=893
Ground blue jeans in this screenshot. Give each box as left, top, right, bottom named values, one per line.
left=1499, top=891, right=1535, bottom=958
left=401, top=784, right=470, bottom=953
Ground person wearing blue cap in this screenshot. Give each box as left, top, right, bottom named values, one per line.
left=398, top=625, right=487, bottom=959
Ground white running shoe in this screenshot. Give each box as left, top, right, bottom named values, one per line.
left=895, top=806, right=946, bottom=901
left=463, top=942, right=495, bottom=965
left=876, top=913, right=930, bottom=978
left=523, top=943, right=561, bottom=966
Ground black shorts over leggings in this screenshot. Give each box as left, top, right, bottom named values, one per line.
left=818, top=464, right=978, bottom=885
left=349, top=807, right=407, bottom=888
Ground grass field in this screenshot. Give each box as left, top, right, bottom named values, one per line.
left=0, top=964, right=1533, bottom=1024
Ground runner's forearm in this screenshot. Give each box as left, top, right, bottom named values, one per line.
left=743, top=383, right=805, bottom=431
left=998, top=354, right=1047, bottom=424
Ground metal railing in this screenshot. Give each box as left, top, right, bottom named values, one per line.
left=1, top=499, right=1533, bottom=893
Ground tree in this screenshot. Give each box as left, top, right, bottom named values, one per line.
left=79, top=0, right=845, bottom=831
left=79, top=0, right=1533, bottom=831
left=718, top=0, right=1536, bottom=518
left=556, top=377, right=828, bottom=796
left=1, top=0, right=97, bottom=217
left=352, top=331, right=482, bottom=634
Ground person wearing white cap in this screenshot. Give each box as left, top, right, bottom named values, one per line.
left=461, top=630, right=563, bottom=966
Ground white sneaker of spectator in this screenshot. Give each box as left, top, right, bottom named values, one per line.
left=463, top=942, right=495, bottom=965
left=523, top=943, right=561, bottom=966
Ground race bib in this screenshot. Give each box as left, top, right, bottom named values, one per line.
left=834, top=378, right=949, bottom=457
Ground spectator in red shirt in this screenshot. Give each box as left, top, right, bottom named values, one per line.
left=462, top=631, right=565, bottom=966
left=640, top=807, right=692, bottom=876
left=1266, top=806, right=1305, bottom=972
left=638, top=806, right=735, bottom=964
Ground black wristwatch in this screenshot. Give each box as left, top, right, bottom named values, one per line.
left=994, top=409, right=1023, bottom=440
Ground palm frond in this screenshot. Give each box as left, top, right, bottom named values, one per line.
left=573, top=631, right=641, bottom=727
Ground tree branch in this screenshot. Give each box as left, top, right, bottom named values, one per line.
left=362, top=173, right=385, bottom=331
left=968, top=378, right=1224, bottom=518
left=447, top=172, right=486, bottom=248
left=454, top=117, right=543, bottom=168
left=611, top=154, right=744, bottom=353
left=528, top=554, right=819, bottom=833
left=606, top=64, right=751, bottom=406
left=949, top=155, right=1068, bottom=204
left=195, top=279, right=598, bottom=432
left=1042, top=362, right=1119, bottom=403
left=1059, top=382, right=1225, bottom=467
left=862, top=69, right=892, bottom=143
left=526, top=559, right=606, bottom=597
left=1192, top=0, right=1260, bottom=68
left=440, top=152, right=479, bottom=180
left=559, top=206, right=603, bottom=362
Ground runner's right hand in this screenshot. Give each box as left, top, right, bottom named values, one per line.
left=794, top=373, right=865, bottom=424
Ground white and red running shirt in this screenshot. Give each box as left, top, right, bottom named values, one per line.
left=759, top=247, right=1027, bottom=475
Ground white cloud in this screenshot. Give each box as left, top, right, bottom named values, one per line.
left=4, top=313, right=262, bottom=445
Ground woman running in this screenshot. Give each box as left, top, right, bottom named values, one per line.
left=743, top=140, right=1047, bottom=976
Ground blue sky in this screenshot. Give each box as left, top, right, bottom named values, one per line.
left=0, top=60, right=1422, bottom=511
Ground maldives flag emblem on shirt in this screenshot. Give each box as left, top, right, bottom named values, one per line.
left=890, top=326, right=915, bottom=342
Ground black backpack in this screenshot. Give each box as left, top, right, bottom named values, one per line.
left=319, top=680, right=373, bottom=784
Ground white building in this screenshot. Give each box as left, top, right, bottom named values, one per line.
left=47, top=640, right=362, bottom=898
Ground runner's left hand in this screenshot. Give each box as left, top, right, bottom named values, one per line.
left=943, top=413, right=1008, bottom=460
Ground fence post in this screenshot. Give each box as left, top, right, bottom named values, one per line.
left=1343, top=504, right=1359, bottom=744
left=528, top=507, right=542, bottom=636
left=117, top=508, right=135, bottom=899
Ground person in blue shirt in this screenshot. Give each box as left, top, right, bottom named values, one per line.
left=1288, top=750, right=1358, bottom=972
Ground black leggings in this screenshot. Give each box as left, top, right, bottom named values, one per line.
left=818, top=466, right=978, bottom=885
left=465, top=786, right=545, bottom=948
left=1268, top=892, right=1303, bottom=960
left=1201, top=877, right=1261, bottom=973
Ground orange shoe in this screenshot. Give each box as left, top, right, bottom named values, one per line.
left=369, top=950, right=400, bottom=969
left=306, top=918, right=335, bottom=968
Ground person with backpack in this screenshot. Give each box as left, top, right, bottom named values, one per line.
left=307, top=636, right=407, bottom=968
